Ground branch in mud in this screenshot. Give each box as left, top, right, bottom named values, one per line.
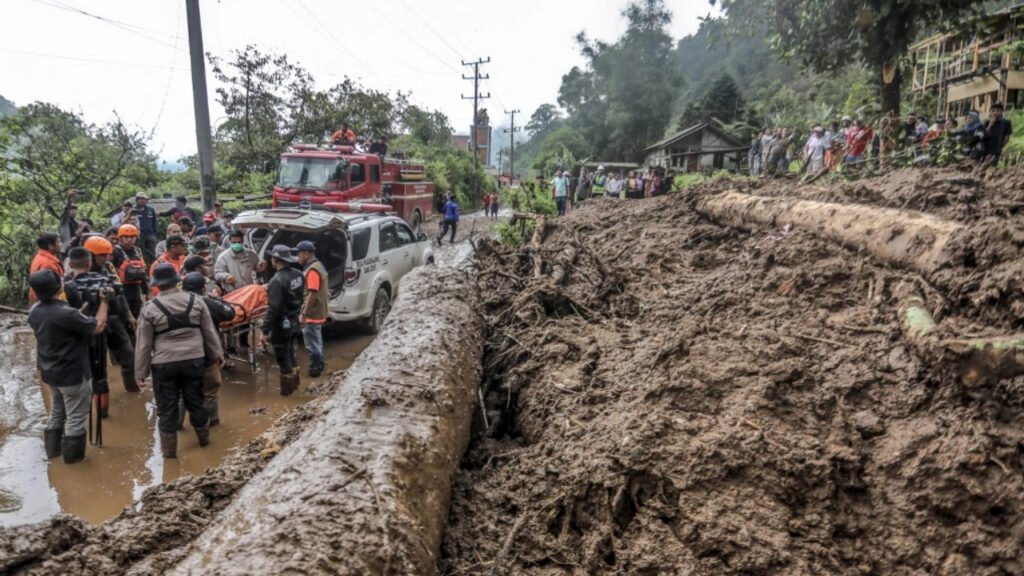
left=899, top=290, right=1024, bottom=386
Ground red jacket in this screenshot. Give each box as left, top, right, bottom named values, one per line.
left=28, top=249, right=64, bottom=305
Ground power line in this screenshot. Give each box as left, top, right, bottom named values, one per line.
left=504, top=109, right=521, bottom=179
left=290, top=0, right=375, bottom=80
left=396, top=0, right=465, bottom=60
left=356, top=0, right=460, bottom=75
left=148, top=4, right=184, bottom=138
left=26, top=0, right=184, bottom=51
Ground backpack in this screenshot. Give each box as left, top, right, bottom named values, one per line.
left=119, top=255, right=148, bottom=285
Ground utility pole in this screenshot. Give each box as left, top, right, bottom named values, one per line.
left=461, top=57, right=490, bottom=200
left=504, top=109, right=520, bottom=186
left=186, top=0, right=216, bottom=212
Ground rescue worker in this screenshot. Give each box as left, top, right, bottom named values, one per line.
left=85, top=236, right=140, bottom=398
left=150, top=235, right=188, bottom=296
left=28, top=269, right=107, bottom=463
left=29, top=233, right=64, bottom=305
left=135, top=263, right=224, bottom=458
left=213, top=229, right=263, bottom=293
left=112, top=224, right=148, bottom=320
left=331, top=123, right=357, bottom=145
left=260, top=245, right=304, bottom=396
left=182, top=272, right=235, bottom=426
left=296, top=241, right=328, bottom=377
left=592, top=166, right=608, bottom=198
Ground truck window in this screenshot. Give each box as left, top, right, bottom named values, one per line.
left=379, top=222, right=399, bottom=252
left=370, top=164, right=380, bottom=183
left=351, top=227, right=372, bottom=260
left=350, top=162, right=365, bottom=186
left=396, top=223, right=414, bottom=246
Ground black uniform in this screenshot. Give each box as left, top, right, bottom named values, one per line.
left=263, top=266, right=304, bottom=374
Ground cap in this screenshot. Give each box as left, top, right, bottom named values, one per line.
left=182, top=272, right=206, bottom=294
left=203, top=212, right=216, bottom=223
left=296, top=240, right=316, bottom=253
left=135, top=192, right=148, bottom=199
left=597, top=165, right=605, bottom=171
left=190, top=235, right=211, bottom=251
left=214, top=200, right=223, bottom=206
left=29, top=269, right=62, bottom=300
left=151, top=263, right=180, bottom=289
left=842, top=115, right=852, bottom=122
left=195, top=226, right=208, bottom=236
left=269, top=244, right=297, bottom=263
left=122, top=199, right=133, bottom=206
left=223, top=212, right=236, bottom=218
left=207, top=224, right=224, bottom=235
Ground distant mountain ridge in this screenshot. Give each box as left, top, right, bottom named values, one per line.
left=0, top=95, right=16, bottom=118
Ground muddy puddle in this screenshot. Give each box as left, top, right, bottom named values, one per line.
left=0, top=326, right=372, bottom=527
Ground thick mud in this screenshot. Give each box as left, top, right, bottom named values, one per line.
left=0, top=320, right=372, bottom=528
left=442, top=175, right=1024, bottom=575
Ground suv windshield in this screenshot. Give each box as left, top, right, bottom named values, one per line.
left=277, top=157, right=346, bottom=190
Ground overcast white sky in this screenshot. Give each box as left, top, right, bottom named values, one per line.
left=2, top=0, right=715, bottom=162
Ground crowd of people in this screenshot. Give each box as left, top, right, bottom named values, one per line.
left=751, top=103, right=1014, bottom=177
left=27, top=190, right=330, bottom=463
left=544, top=165, right=675, bottom=216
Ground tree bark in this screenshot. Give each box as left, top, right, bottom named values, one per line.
left=880, top=61, right=902, bottom=117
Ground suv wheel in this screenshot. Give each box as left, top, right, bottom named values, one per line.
left=363, top=286, right=391, bottom=334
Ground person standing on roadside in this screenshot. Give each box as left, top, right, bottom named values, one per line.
left=489, top=190, right=500, bottom=219
left=29, top=233, right=63, bottom=306
left=111, top=200, right=134, bottom=229
left=28, top=269, right=107, bottom=464
left=437, top=193, right=460, bottom=244
left=296, top=241, right=328, bottom=378
left=133, top=192, right=159, bottom=263
left=551, top=170, right=569, bottom=216
left=112, top=224, right=148, bottom=320
left=135, top=263, right=223, bottom=458
left=803, top=125, right=828, bottom=174
left=260, top=246, right=304, bottom=396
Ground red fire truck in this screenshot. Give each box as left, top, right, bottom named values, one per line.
left=271, top=144, right=435, bottom=230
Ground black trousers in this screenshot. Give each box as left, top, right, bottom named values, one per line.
left=152, top=358, right=208, bottom=434
left=439, top=220, right=457, bottom=243
left=272, top=329, right=297, bottom=374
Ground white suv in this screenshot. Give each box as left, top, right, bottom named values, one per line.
left=232, top=208, right=435, bottom=332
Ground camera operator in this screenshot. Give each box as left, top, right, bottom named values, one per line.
left=85, top=236, right=141, bottom=394
left=28, top=269, right=107, bottom=464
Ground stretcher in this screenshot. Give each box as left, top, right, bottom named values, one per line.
left=219, top=284, right=268, bottom=372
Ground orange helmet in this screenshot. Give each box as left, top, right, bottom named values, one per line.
left=117, top=224, right=139, bottom=237
left=84, top=236, right=114, bottom=255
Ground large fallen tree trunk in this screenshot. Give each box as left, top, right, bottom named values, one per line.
left=694, top=190, right=964, bottom=277
left=168, top=267, right=483, bottom=575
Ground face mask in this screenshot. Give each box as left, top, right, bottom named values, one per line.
left=231, top=242, right=243, bottom=253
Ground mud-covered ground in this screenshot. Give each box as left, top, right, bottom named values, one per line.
left=442, top=172, right=1024, bottom=575
left=0, top=373, right=339, bottom=575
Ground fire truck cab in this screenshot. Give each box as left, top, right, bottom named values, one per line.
left=271, top=144, right=435, bottom=231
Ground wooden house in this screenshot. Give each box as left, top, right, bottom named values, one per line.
left=910, top=3, right=1024, bottom=118
left=643, top=122, right=747, bottom=172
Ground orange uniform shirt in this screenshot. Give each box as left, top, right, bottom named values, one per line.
left=149, top=253, right=185, bottom=296
left=304, top=267, right=326, bottom=324
left=28, top=249, right=64, bottom=305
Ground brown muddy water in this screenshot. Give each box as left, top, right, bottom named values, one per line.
left=0, top=326, right=372, bottom=527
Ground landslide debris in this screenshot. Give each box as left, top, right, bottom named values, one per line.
left=442, top=171, right=1024, bottom=575
left=0, top=377, right=340, bottom=576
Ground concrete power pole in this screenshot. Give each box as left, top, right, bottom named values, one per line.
left=504, top=109, right=520, bottom=185
left=186, top=0, right=216, bottom=212
left=461, top=58, right=490, bottom=200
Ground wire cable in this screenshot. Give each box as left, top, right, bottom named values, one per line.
left=148, top=4, right=184, bottom=138
left=0, top=46, right=174, bottom=69
left=25, top=0, right=185, bottom=51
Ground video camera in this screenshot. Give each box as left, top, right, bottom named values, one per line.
left=65, top=273, right=123, bottom=312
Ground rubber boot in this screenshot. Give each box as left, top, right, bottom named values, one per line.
left=61, top=433, right=87, bottom=464
left=121, top=366, right=140, bottom=393
left=44, top=428, right=63, bottom=460
left=160, top=432, right=177, bottom=458
left=195, top=426, right=210, bottom=447
left=205, top=400, right=220, bottom=427
left=98, top=393, right=110, bottom=419
left=292, top=367, right=302, bottom=393
left=279, top=371, right=294, bottom=397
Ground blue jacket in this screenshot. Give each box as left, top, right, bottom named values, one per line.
left=443, top=200, right=460, bottom=222
left=137, top=205, right=158, bottom=236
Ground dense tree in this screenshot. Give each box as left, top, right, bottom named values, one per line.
left=713, top=0, right=987, bottom=114
left=677, top=72, right=746, bottom=130
left=401, top=105, right=453, bottom=148
left=557, top=0, right=683, bottom=161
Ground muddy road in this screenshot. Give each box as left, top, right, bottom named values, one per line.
left=0, top=320, right=372, bottom=527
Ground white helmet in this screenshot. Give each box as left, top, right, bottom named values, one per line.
left=597, top=165, right=605, bottom=171
left=563, top=170, right=571, bottom=176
